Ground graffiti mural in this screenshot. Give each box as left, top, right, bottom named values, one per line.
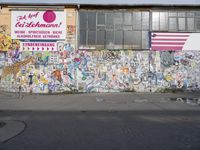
left=0, top=39, right=200, bottom=93
left=2, top=56, right=35, bottom=78
left=164, top=51, right=200, bottom=89
left=74, top=50, right=200, bottom=92
left=75, top=50, right=151, bottom=92
left=0, top=25, right=20, bottom=52
left=149, top=51, right=200, bottom=91
left=0, top=38, right=75, bottom=93
left=0, top=34, right=20, bottom=52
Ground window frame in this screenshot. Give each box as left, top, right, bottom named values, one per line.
left=78, top=9, right=150, bottom=50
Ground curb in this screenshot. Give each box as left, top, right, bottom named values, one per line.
left=0, top=120, right=26, bottom=143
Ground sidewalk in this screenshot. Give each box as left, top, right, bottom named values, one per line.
left=0, top=92, right=199, bottom=111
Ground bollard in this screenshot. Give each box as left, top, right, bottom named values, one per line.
left=18, top=85, right=22, bottom=99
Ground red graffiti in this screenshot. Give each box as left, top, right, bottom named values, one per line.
left=52, top=70, right=62, bottom=82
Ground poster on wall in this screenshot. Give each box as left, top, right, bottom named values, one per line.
left=151, top=32, right=200, bottom=51
left=11, top=10, right=66, bottom=40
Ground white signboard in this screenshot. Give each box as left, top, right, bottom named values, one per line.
left=11, top=10, right=66, bottom=40
left=20, top=42, right=57, bottom=51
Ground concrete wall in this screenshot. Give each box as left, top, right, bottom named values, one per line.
left=0, top=7, right=200, bottom=93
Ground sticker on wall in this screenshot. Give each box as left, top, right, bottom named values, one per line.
left=20, top=42, right=57, bottom=51
left=151, top=32, right=200, bottom=51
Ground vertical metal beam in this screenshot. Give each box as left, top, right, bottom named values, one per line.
left=75, top=5, right=79, bottom=91
left=0, top=5, right=2, bottom=13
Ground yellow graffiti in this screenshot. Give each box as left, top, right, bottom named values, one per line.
left=33, top=75, right=39, bottom=85
left=165, top=74, right=173, bottom=82
left=0, top=34, right=20, bottom=51
left=41, top=76, right=49, bottom=84
left=2, top=57, right=35, bottom=78
left=21, top=76, right=28, bottom=85
left=121, top=67, right=129, bottom=74
left=0, top=34, right=12, bottom=51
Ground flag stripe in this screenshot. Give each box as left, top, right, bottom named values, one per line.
left=151, top=42, right=185, bottom=45
left=151, top=46, right=183, bottom=50
left=152, top=37, right=188, bottom=40
left=152, top=40, right=186, bottom=43
left=152, top=44, right=184, bottom=47
left=152, top=33, right=190, bottom=35
left=153, top=35, right=190, bottom=37
left=151, top=38, right=187, bottom=41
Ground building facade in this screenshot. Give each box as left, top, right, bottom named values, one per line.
left=0, top=0, right=200, bottom=93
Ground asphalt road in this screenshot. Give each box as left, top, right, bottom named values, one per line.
left=0, top=92, right=200, bottom=150
left=0, top=111, right=200, bottom=150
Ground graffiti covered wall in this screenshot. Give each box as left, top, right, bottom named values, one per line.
left=75, top=50, right=200, bottom=92
left=1, top=47, right=200, bottom=93
left=75, top=50, right=150, bottom=92
left=152, top=51, right=200, bottom=91
left=0, top=8, right=200, bottom=93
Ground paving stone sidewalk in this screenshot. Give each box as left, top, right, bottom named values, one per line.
left=0, top=92, right=199, bottom=111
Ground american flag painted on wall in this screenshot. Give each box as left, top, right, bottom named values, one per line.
left=151, top=32, right=191, bottom=51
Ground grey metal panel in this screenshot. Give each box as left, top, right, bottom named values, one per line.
left=0, top=0, right=200, bottom=6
